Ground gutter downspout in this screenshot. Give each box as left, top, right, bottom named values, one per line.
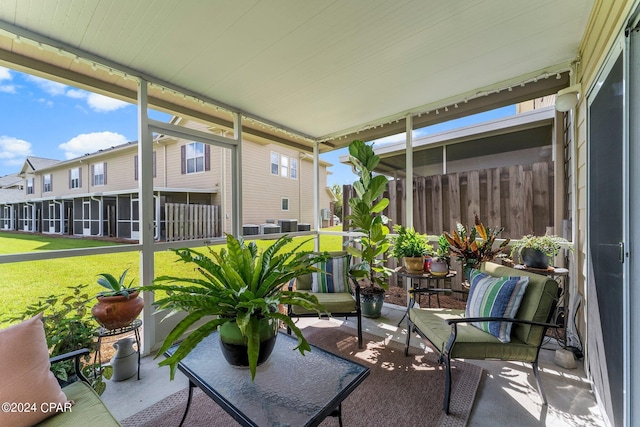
left=90, top=196, right=103, bottom=236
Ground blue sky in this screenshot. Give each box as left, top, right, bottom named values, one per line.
left=1, top=66, right=515, bottom=184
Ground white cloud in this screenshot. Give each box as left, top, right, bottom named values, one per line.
left=58, top=131, right=128, bottom=159
left=66, top=89, right=87, bottom=99
left=25, top=75, right=67, bottom=96
left=0, top=66, right=11, bottom=81
left=87, top=93, right=129, bottom=112
left=0, top=136, right=32, bottom=165
left=0, top=85, right=16, bottom=93
left=37, top=98, right=54, bottom=107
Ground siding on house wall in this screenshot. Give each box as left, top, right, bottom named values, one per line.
left=575, top=0, right=633, bottom=308
left=241, top=142, right=331, bottom=227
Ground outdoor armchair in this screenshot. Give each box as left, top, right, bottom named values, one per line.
left=286, top=251, right=363, bottom=348
left=405, top=262, right=559, bottom=414
left=39, top=349, right=121, bottom=426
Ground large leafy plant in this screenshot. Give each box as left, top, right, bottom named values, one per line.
left=345, top=140, right=393, bottom=291
left=443, top=214, right=510, bottom=269
left=146, top=234, right=328, bottom=380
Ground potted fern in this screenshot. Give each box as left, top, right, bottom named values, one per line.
left=145, top=234, right=327, bottom=380
left=390, top=225, right=433, bottom=273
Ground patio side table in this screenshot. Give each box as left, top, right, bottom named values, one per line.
left=395, top=267, right=457, bottom=326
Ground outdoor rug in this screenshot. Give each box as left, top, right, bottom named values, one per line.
left=122, top=322, right=482, bottom=427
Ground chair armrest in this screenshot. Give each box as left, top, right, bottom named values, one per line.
left=447, top=317, right=559, bottom=329
left=443, top=317, right=559, bottom=358
left=50, top=349, right=91, bottom=383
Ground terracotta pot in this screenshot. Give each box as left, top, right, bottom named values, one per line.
left=92, top=291, right=144, bottom=330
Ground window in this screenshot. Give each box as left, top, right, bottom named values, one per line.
left=186, top=142, right=205, bottom=174
left=290, top=158, right=298, bottom=179
left=281, top=198, right=289, bottom=211
left=92, top=162, right=106, bottom=186
left=270, top=151, right=279, bottom=175
left=280, top=155, right=289, bottom=177
left=43, top=174, right=52, bottom=192
left=26, top=178, right=34, bottom=195
left=69, top=168, right=81, bottom=189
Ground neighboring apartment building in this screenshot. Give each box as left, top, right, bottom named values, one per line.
left=0, top=118, right=334, bottom=240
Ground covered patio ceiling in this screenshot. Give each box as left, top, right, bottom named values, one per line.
left=0, top=1, right=593, bottom=152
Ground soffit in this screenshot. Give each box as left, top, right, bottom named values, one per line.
left=0, top=1, right=593, bottom=152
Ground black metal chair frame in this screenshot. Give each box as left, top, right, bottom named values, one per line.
left=50, top=348, right=91, bottom=384
left=405, top=287, right=558, bottom=414
left=287, top=276, right=363, bottom=349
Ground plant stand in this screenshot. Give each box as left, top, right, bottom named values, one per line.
left=94, top=319, right=142, bottom=380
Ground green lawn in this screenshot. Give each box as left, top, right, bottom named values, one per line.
left=0, top=230, right=344, bottom=322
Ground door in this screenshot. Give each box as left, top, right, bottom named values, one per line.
left=587, top=44, right=626, bottom=427
left=48, top=204, right=56, bottom=233
left=131, top=199, right=139, bottom=240
left=83, top=201, right=91, bottom=236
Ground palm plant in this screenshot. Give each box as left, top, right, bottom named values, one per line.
left=145, top=234, right=328, bottom=380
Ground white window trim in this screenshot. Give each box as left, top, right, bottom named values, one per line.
left=70, top=168, right=80, bottom=189
left=93, top=163, right=105, bottom=186
left=270, top=151, right=279, bottom=176
left=26, top=178, right=34, bottom=194
left=290, top=158, right=298, bottom=180
left=281, top=197, right=289, bottom=211
left=43, top=174, right=52, bottom=193
left=280, top=155, right=289, bottom=178
left=186, top=142, right=205, bottom=174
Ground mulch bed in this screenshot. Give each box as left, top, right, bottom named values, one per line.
left=384, top=285, right=468, bottom=310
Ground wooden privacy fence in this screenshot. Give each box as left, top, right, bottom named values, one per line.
left=343, top=161, right=554, bottom=240
left=164, top=203, right=221, bottom=242
left=343, top=161, right=555, bottom=288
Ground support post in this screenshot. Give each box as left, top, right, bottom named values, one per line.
left=405, top=114, right=414, bottom=227
left=137, top=78, right=155, bottom=356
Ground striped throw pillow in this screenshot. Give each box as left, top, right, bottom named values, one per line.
left=465, top=268, right=529, bottom=343
left=312, top=255, right=350, bottom=293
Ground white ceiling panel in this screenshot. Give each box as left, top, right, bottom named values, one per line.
left=0, top=0, right=594, bottom=146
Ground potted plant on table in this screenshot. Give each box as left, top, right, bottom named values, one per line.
left=145, top=234, right=328, bottom=380
left=91, top=268, right=144, bottom=331
left=444, top=214, right=510, bottom=279
left=509, top=234, right=572, bottom=269
left=429, top=234, right=451, bottom=276
left=345, top=140, right=394, bottom=318
left=390, top=224, right=433, bottom=273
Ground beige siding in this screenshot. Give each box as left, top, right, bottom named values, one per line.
left=573, top=0, right=634, bottom=335
left=240, top=141, right=331, bottom=227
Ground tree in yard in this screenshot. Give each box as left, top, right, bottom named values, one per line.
left=331, top=183, right=343, bottom=220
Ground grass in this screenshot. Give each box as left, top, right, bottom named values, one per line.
left=0, top=229, right=344, bottom=322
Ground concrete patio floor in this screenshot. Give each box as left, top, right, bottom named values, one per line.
left=102, top=304, right=605, bottom=426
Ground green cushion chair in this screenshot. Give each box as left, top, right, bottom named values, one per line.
left=287, top=251, right=363, bottom=348
left=38, top=349, right=121, bottom=426
left=405, top=261, right=559, bottom=413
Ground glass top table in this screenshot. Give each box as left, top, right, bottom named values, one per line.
left=166, top=331, right=370, bottom=427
